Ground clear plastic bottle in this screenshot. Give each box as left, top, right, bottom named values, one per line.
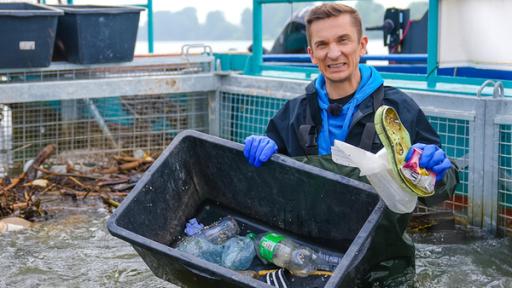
left=250, top=232, right=334, bottom=277
left=198, top=216, right=240, bottom=245
left=316, top=250, right=342, bottom=272
left=221, top=235, right=256, bottom=270
left=176, top=216, right=241, bottom=265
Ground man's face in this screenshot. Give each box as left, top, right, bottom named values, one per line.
left=307, top=14, right=368, bottom=84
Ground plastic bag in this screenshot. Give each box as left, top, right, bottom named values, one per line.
left=331, top=140, right=417, bottom=214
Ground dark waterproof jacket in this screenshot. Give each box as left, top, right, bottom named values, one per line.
left=267, top=82, right=440, bottom=157
left=265, top=81, right=459, bottom=286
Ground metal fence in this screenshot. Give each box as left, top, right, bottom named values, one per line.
left=219, top=92, right=286, bottom=143
left=499, top=124, right=512, bottom=235
left=218, top=82, right=471, bottom=219
left=217, top=75, right=512, bottom=236
left=5, top=94, right=209, bottom=163
left=0, top=55, right=215, bottom=174
left=2, top=61, right=512, bottom=235
left=426, top=116, right=470, bottom=215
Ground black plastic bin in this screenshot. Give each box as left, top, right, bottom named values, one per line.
left=0, top=3, right=63, bottom=69
left=52, top=5, right=144, bottom=64
left=107, top=130, right=386, bottom=288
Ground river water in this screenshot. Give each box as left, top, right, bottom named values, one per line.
left=0, top=201, right=176, bottom=288
left=1, top=201, right=511, bottom=288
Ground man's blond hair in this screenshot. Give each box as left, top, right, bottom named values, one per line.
left=306, top=3, right=363, bottom=47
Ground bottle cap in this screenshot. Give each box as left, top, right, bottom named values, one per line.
left=184, top=218, right=204, bottom=236
left=246, top=232, right=256, bottom=240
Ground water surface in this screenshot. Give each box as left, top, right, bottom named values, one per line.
left=1, top=202, right=511, bottom=288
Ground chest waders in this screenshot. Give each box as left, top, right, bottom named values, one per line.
left=294, top=88, right=416, bottom=287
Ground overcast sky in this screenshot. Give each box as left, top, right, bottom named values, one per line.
left=68, top=0, right=426, bottom=24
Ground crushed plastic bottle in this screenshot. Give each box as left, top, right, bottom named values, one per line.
left=221, top=235, right=256, bottom=270
left=196, top=216, right=240, bottom=245
left=176, top=216, right=241, bottom=266
left=251, top=232, right=337, bottom=277
left=176, top=236, right=224, bottom=264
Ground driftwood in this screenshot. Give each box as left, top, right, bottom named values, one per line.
left=3, top=144, right=56, bottom=193
left=0, top=145, right=156, bottom=220
left=100, top=193, right=120, bottom=208
left=53, top=190, right=128, bottom=198
left=11, top=202, right=28, bottom=210
left=3, top=177, right=24, bottom=192
left=96, top=176, right=130, bottom=187
left=26, top=144, right=56, bottom=181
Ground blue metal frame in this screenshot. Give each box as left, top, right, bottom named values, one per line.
left=427, top=0, right=439, bottom=88
left=264, top=54, right=428, bottom=63
left=248, top=0, right=512, bottom=93
left=262, top=55, right=512, bottom=81
left=251, top=0, right=263, bottom=74
left=135, top=0, right=154, bottom=53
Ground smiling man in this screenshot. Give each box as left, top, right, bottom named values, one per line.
left=243, top=3, right=459, bottom=286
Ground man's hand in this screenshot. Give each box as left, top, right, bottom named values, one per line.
left=243, top=135, right=278, bottom=167
left=405, top=143, right=452, bottom=181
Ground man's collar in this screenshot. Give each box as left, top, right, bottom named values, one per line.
left=305, top=80, right=316, bottom=95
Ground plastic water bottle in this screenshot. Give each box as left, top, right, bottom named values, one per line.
left=176, top=216, right=241, bottom=265
left=250, top=232, right=334, bottom=277
left=221, top=235, right=256, bottom=270
left=316, top=250, right=342, bottom=272
left=197, top=216, right=240, bottom=245
left=176, top=236, right=224, bottom=264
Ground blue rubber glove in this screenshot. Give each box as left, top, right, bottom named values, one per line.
left=405, top=143, right=452, bottom=181
left=243, top=135, right=278, bottom=167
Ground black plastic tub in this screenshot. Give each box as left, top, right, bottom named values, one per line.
left=107, top=130, right=385, bottom=288
left=52, top=5, right=144, bottom=64
left=0, top=3, right=63, bottom=69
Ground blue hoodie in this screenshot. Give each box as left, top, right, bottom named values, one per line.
left=315, top=64, right=384, bottom=155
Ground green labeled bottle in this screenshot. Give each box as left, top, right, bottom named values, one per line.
left=249, top=232, right=326, bottom=277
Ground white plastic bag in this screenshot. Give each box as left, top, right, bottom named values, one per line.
left=331, top=140, right=417, bottom=214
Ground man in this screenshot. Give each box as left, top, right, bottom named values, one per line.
left=243, top=3, right=458, bottom=286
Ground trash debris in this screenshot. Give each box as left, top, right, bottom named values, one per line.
left=374, top=105, right=435, bottom=197
left=176, top=236, right=225, bottom=264
left=401, top=148, right=436, bottom=194
left=316, top=250, right=342, bottom=272
left=25, top=179, right=49, bottom=188
left=221, top=235, right=256, bottom=270
left=0, top=144, right=156, bottom=221
left=49, top=165, right=67, bottom=174
left=184, top=218, right=204, bottom=236
left=0, top=217, right=32, bottom=233
left=331, top=140, right=418, bottom=214
left=195, top=216, right=240, bottom=245
left=132, top=149, right=145, bottom=159
left=176, top=217, right=255, bottom=270
left=251, top=232, right=330, bottom=277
